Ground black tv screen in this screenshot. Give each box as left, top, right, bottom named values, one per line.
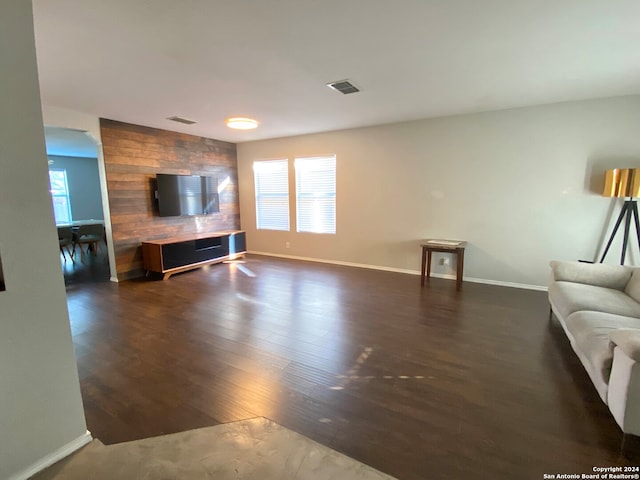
left=156, top=174, right=220, bottom=217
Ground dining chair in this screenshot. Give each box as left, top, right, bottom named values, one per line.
left=74, top=224, right=105, bottom=260
left=58, top=226, right=75, bottom=262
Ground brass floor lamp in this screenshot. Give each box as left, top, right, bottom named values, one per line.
left=600, top=168, right=640, bottom=265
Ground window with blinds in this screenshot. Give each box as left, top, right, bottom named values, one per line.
left=253, top=159, right=290, bottom=231
left=49, top=169, right=72, bottom=224
left=295, top=155, right=336, bottom=234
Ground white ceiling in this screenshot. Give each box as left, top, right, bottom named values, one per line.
left=32, top=0, right=640, bottom=144
left=44, top=126, right=98, bottom=158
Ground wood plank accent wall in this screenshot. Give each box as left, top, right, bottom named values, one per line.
left=100, top=119, right=240, bottom=281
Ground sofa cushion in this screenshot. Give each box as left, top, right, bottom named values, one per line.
left=549, top=281, right=640, bottom=320
left=624, top=268, right=640, bottom=303
left=565, top=312, right=640, bottom=386
left=550, top=261, right=632, bottom=290
left=609, top=328, right=640, bottom=363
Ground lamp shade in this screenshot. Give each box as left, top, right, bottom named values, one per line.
left=603, top=168, right=640, bottom=198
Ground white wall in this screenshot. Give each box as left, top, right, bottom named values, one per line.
left=238, top=96, right=640, bottom=288
left=0, top=2, right=89, bottom=479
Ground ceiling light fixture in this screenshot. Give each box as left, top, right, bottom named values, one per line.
left=225, top=117, right=259, bottom=130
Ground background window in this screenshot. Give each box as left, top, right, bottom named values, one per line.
left=253, top=159, right=290, bottom=231
left=295, top=155, right=336, bottom=234
left=49, top=169, right=72, bottom=224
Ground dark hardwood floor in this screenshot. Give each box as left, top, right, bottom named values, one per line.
left=60, top=250, right=110, bottom=286
left=61, top=254, right=638, bottom=479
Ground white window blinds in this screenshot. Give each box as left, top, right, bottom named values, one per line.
left=295, top=156, right=336, bottom=234
left=49, top=169, right=72, bottom=224
left=253, top=160, right=290, bottom=231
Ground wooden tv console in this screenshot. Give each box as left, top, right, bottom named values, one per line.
left=142, top=230, right=246, bottom=280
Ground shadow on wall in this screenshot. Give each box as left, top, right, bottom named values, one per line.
left=147, top=177, right=159, bottom=216
left=585, top=156, right=640, bottom=264
left=457, top=243, right=544, bottom=287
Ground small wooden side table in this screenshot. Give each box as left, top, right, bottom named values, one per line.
left=420, top=240, right=467, bottom=291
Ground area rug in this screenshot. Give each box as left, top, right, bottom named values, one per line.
left=32, top=417, right=397, bottom=479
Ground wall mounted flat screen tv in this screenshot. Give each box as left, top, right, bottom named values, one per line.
left=156, top=174, right=219, bottom=217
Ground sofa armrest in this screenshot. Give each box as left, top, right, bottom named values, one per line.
left=550, top=260, right=632, bottom=290
left=607, top=338, right=640, bottom=436
left=610, top=329, right=640, bottom=363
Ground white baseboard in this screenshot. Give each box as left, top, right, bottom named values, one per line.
left=428, top=272, right=548, bottom=291
left=248, top=251, right=548, bottom=292
left=9, top=430, right=92, bottom=480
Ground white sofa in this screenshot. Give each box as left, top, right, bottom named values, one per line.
left=548, top=260, right=640, bottom=437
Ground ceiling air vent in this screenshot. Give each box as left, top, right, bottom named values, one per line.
left=166, top=116, right=197, bottom=125
left=327, top=79, right=360, bottom=95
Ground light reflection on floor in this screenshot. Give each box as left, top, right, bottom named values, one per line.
left=330, top=346, right=428, bottom=390
left=224, top=260, right=257, bottom=277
